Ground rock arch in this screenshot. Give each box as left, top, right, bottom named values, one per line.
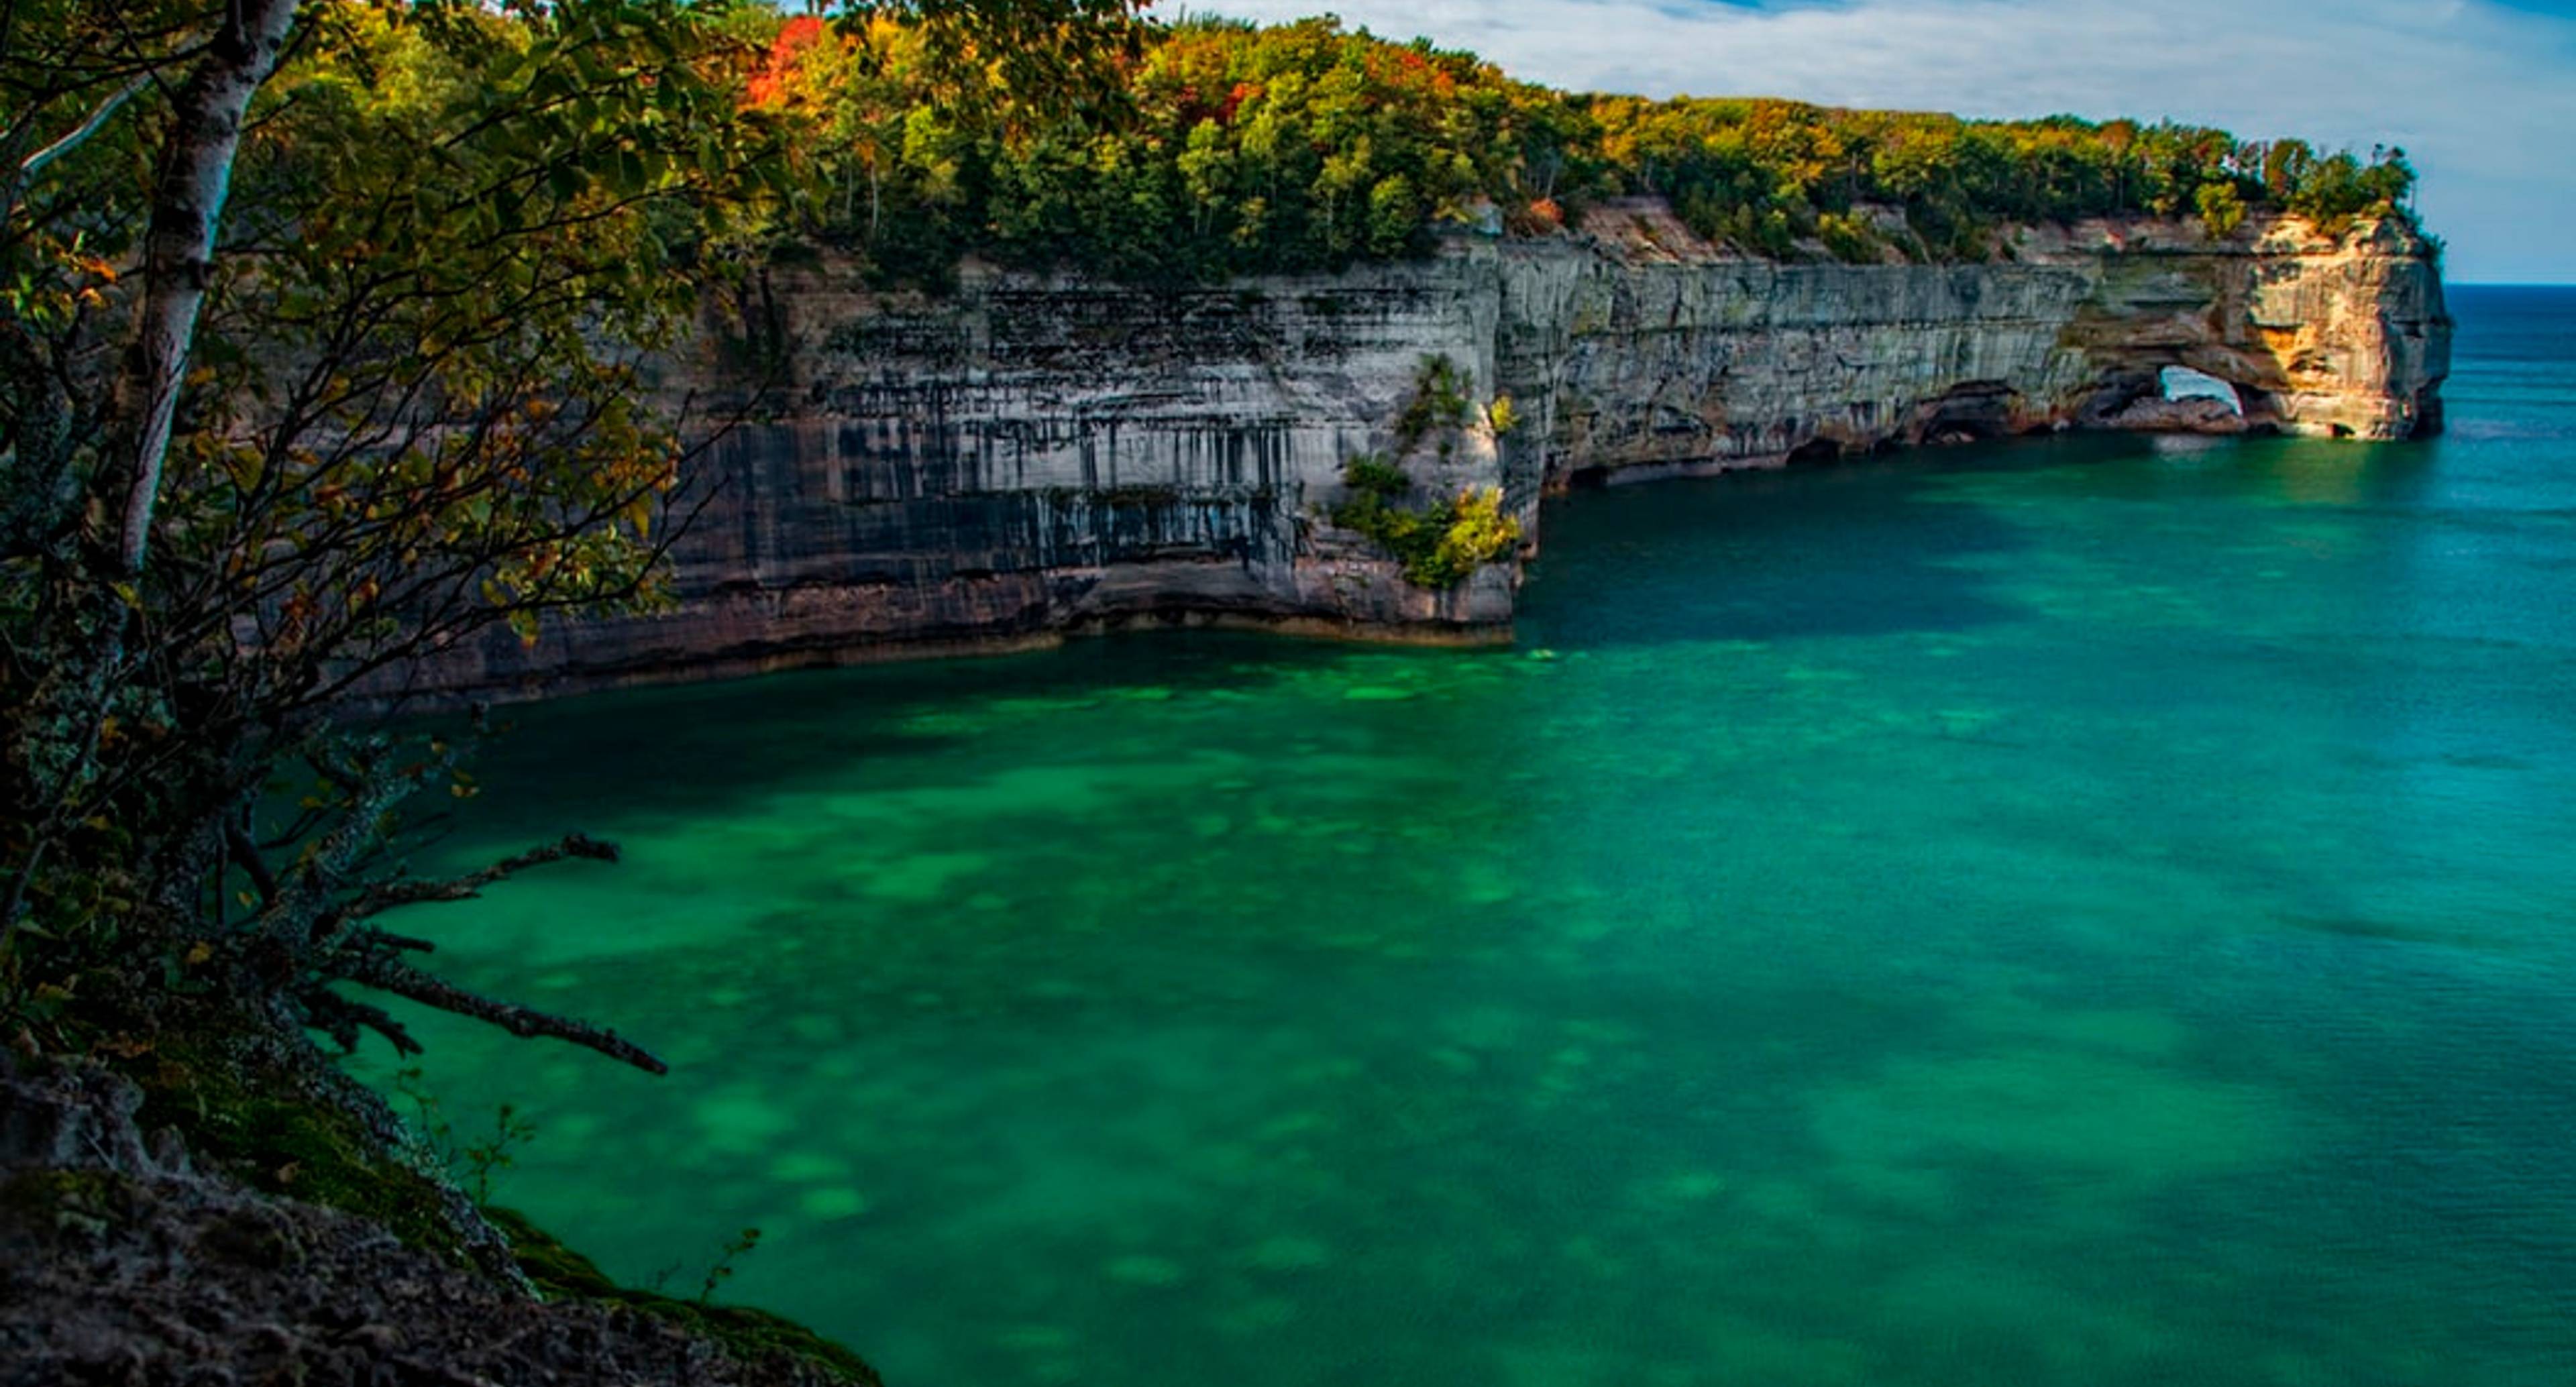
left=2159, top=366, right=2243, bottom=414
left=2080, top=360, right=2282, bottom=436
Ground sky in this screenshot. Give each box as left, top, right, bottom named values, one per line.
left=1195, top=0, right=2576, bottom=283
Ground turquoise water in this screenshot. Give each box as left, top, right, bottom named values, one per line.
left=374, top=288, right=2576, bottom=1386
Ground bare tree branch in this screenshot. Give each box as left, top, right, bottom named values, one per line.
left=351, top=832, right=620, bottom=919
left=224, top=818, right=280, bottom=906
left=17, top=70, right=151, bottom=180
left=339, top=952, right=668, bottom=1075
left=301, top=987, right=422, bottom=1057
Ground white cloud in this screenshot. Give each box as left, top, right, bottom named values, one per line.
left=1193, top=0, right=2576, bottom=281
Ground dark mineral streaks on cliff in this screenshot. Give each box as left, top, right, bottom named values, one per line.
left=406, top=205, right=2448, bottom=702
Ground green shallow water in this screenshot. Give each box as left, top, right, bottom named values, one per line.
left=369, top=288, right=2576, bottom=1386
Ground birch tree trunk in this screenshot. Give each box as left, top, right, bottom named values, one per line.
left=110, top=0, right=301, bottom=577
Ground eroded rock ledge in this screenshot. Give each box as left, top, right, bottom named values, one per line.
left=0, top=1052, right=879, bottom=1387
left=407, top=206, right=2448, bottom=702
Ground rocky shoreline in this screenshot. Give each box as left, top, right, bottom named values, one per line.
left=1, top=1050, right=881, bottom=1386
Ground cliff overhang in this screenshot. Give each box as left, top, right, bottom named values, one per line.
left=398, top=207, right=2449, bottom=703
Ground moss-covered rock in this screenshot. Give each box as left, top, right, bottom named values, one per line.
left=3, top=1050, right=882, bottom=1387
left=486, top=1207, right=883, bottom=1386
left=119, top=1030, right=487, bottom=1267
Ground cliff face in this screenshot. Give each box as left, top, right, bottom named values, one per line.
left=1505, top=205, right=2449, bottom=480
left=406, top=208, right=2448, bottom=700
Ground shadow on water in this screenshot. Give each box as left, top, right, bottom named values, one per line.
left=403, top=627, right=1493, bottom=844
left=434, top=430, right=2280, bottom=834
left=358, top=286, right=2576, bottom=1387
left=1519, top=427, right=2478, bottom=655
left=1519, top=439, right=2059, bottom=651
left=431, top=424, right=2474, bottom=842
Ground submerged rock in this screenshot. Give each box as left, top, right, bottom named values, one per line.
left=2104, top=394, right=2256, bottom=435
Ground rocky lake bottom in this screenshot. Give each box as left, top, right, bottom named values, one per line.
left=367, top=286, right=2576, bottom=1386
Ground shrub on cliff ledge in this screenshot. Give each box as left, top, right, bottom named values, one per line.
left=1342, top=455, right=1412, bottom=500
left=1328, top=358, right=1519, bottom=588
left=1426, top=487, right=1521, bottom=587
left=1397, top=356, right=1479, bottom=456
left=1332, top=464, right=1519, bottom=590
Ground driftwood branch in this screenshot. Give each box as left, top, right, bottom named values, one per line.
left=350, top=832, right=619, bottom=919
left=301, top=987, right=421, bottom=1058
left=250, top=803, right=656, bottom=1073
left=360, top=928, right=437, bottom=955
left=339, top=952, right=667, bottom=1074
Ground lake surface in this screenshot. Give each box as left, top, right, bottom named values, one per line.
left=376, top=286, right=2576, bottom=1386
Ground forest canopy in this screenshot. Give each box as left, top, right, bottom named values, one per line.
left=747, top=10, right=2424, bottom=285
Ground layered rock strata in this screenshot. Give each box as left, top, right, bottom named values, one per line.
left=405, top=207, right=2448, bottom=700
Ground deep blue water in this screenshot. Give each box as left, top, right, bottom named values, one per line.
left=374, top=285, right=2576, bottom=1386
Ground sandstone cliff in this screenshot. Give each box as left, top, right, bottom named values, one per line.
left=402, top=207, right=2448, bottom=700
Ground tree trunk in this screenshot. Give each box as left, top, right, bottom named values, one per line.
left=110, top=0, right=300, bottom=578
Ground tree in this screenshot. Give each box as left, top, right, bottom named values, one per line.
left=0, top=1, right=1142, bottom=1074
left=2196, top=179, right=2249, bottom=237
left=4, top=0, right=767, bottom=1070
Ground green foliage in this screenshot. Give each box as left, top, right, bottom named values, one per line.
left=1580, top=101, right=2412, bottom=261
left=1816, top=211, right=1883, bottom=264
left=1395, top=355, right=1476, bottom=455
left=486, top=1207, right=881, bottom=1384
left=1332, top=475, right=1520, bottom=590
left=1328, top=357, right=1517, bottom=588
left=2285, top=146, right=2420, bottom=234
left=2, top=1, right=791, bottom=1050
left=116, top=1034, right=483, bottom=1264
left=2196, top=180, right=2249, bottom=236
left=1429, top=486, right=1521, bottom=586
left=0, top=7, right=1111, bottom=1376
left=1341, top=455, right=1411, bottom=499
left=747, top=14, right=2421, bottom=286
left=390, top=1065, right=538, bottom=1204
left=698, top=1225, right=765, bottom=1305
